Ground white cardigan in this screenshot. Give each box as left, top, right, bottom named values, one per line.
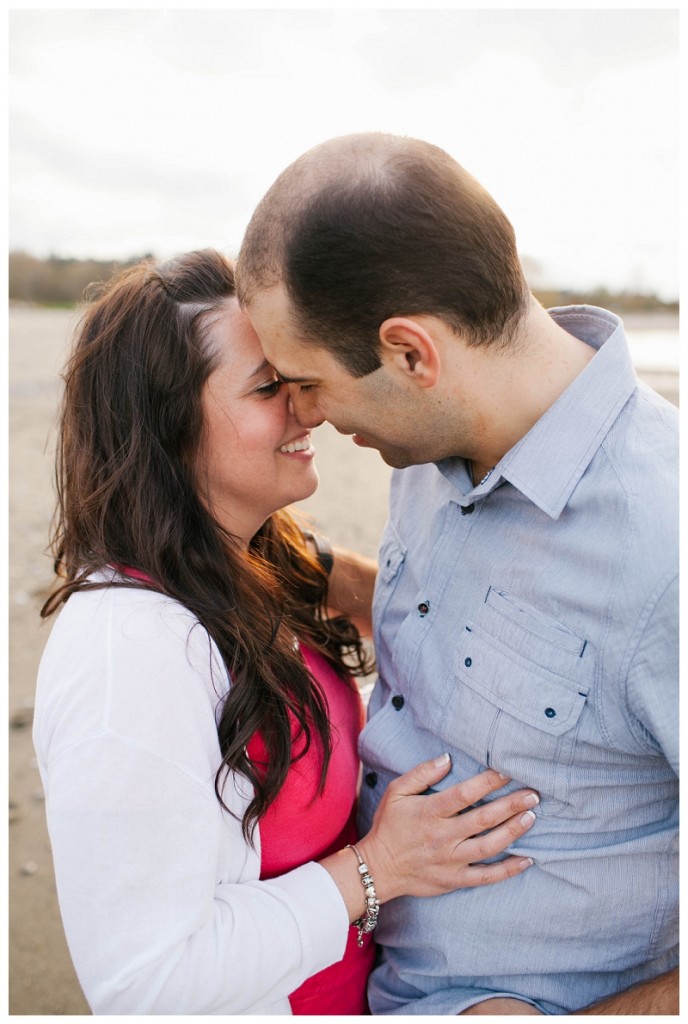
left=33, top=579, right=349, bottom=1014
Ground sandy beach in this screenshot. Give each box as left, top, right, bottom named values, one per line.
left=7, top=305, right=679, bottom=1014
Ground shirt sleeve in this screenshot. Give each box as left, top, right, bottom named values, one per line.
left=625, top=573, right=679, bottom=776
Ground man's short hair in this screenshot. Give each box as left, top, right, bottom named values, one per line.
left=237, top=133, right=529, bottom=377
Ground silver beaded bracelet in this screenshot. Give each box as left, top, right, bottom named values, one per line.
left=348, top=843, right=380, bottom=947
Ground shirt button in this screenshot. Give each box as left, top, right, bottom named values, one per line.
left=464, top=657, right=472, bottom=668
left=392, top=695, right=405, bottom=710
left=461, top=504, right=475, bottom=515
left=544, top=707, right=556, bottom=718
left=365, top=771, right=378, bottom=788
left=417, top=601, right=430, bottom=615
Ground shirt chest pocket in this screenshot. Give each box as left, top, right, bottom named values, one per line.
left=437, top=624, right=589, bottom=814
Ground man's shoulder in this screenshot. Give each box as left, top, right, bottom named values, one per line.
left=603, top=382, right=678, bottom=486
left=628, top=380, right=679, bottom=429
left=593, top=384, right=678, bottom=578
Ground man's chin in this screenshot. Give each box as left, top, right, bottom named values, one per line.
left=378, top=448, right=419, bottom=470
left=349, top=433, right=429, bottom=469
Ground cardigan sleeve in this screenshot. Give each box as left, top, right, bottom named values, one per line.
left=43, top=736, right=349, bottom=1014
left=33, top=586, right=349, bottom=1014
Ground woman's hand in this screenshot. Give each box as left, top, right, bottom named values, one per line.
left=320, top=754, right=537, bottom=923
left=358, top=754, right=537, bottom=903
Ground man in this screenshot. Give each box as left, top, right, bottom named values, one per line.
left=235, top=133, right=678, bottom=1015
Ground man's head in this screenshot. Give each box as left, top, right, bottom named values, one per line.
left=236, top=133, right=531, bottom=468
left=236, top=132, right=529, bottom=374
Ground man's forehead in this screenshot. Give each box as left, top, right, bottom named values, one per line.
left=246, top=282, right=292, bottom=322
left=245, top=285, right=343, bottom=382
left=252, top=334, right=319, bottom=384
left=246, top=290, right=304, bottom=348
left=271, top=346, right=330, bottom=385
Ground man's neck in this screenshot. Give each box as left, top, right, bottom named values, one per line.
left=469, top=461, right=494, bottom=488
left=460, top=300, right=596, bottom=472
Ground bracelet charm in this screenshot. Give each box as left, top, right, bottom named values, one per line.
left=347, top=843, right=380, bottom=947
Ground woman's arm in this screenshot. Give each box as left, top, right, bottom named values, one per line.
left=34, top=592, right=350, bottom=1015
left=327, top=544, right=377, bottom=636
left=303, top=530, right=378, bottom=637
left=302, top=529, right=376, bottom=635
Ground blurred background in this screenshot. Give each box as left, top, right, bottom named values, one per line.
left=7, top=7, right=679, bottom=1014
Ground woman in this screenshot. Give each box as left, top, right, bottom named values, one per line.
left=33, top=250, right=537, bottom=1014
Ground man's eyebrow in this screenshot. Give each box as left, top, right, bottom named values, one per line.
left=275, top=371, right=315, bottom=384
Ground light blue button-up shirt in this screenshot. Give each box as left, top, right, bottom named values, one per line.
left=358, top=306, right=678, bottom=1015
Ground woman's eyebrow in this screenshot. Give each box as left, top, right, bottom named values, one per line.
left=247, top=358, right=273, bottom=379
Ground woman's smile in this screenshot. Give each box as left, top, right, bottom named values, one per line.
left=279, top=433, right=315, bottom=457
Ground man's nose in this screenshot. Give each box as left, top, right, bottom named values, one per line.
left=288, top=387, right=324, bottom=428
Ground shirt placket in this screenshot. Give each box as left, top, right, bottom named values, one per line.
left=390, top=499, right=482, bottom=700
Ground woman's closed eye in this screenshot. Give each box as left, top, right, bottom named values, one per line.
left=255, top=378, right=284, bottom=398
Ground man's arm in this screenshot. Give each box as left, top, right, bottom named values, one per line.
left=578, top=968, right=678, bottom=1015
left=625, top=574, right=679, bottom=775
left=460, top=998, right=542, bottom=1014
left=459, top=969, right=678, bottom=1015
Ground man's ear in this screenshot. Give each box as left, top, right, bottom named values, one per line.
left=378, top=317, right=441, bottom=388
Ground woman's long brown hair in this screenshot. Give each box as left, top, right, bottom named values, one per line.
left=42, top=249, right=373, bottom=841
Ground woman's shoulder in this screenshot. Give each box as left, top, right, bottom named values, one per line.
left=35, top=577, right=229, bottom=768
left=41, top=577, right=208, bottom=664
left=47, top=571, right=212, bottom=645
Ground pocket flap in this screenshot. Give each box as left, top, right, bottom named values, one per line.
left=485, top=587, right=587, bottom=656
left=456, top=626, right=589, bottom=736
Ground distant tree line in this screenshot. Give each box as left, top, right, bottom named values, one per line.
left=8, top=252, right=153, bottom=306
left=8, top=250, right=679, bottom=315
left=532, top=286, right=678, bottom=316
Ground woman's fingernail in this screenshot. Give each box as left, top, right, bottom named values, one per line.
left=525, top=792, right=540, bottom=806
left=518, top=857, right=534, bottom=870
left=520, top=810, right=536, bottom=827
left=498, top=772, right=510, bottom=780
left=434, top=752, right=451, bottom=767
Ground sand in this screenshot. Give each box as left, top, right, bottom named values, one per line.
left=7, top=305, right=678, bottom=1015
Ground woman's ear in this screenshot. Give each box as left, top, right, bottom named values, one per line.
left=378, top=317, right=441, bottom=388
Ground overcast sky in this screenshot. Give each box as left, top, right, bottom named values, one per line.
left=8, top=6, right=679, bottom=299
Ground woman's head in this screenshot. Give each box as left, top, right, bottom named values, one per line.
left=53, top=248, right=317, bottom=572
left=46, top=249, right=369, bottom=840
left=196, top=296, right=318, bottom=545
left=52, top=249, right=230, bottom=580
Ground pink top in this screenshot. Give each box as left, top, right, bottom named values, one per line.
left=247, top=645, right=374, bottom=1015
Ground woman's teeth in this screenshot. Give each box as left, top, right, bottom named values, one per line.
left=280, top=438, right=313, bottom=454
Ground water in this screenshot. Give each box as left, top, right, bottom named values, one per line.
left=626, top=329, right=679, bottom=372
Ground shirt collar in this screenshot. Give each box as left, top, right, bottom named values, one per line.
left=438, top=306, right=639, bottom=519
